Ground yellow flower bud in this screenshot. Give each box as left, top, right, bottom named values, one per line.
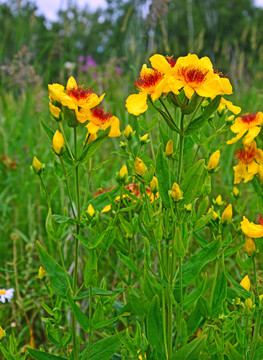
left=140, top=133, right=149, bottom=144
left=120, top=165, right=128, bottom=179
left=101, top=204, right=111, bottom=213
left=202, top=99, right=210, bottom=108
left=32, top=156, right=45, bottom=175
left=0, top=326, right=5, bottom=340
left=185, top=203, right=192, bottom=212
left=215, top=195, right=223, bottom=206
left=233, top=186, right=239, bottom=197
left=87, top=204, right=95, bottom=217
left=53, top=130, right=65, bottom=156
left=207, top=150, right=220, bottom=171
left=208, top=207, right=219, bottom=221
left=259, top=294, right=263, bottom=304
left=258, top=164, right=263, bottom=183
left=171, top=182, right=182, bottom=201
left=85, top=132, right=97, bottom=145
left=165, top=140, right=173, bottom=156
left=124, top=125, right=134, bottom=140
left=134, top=157, right=146, bottom=176
left=49, top=102, right=61, bottom=120
left=221, top=204, right=232, bottom=224
left=38, top=266, right=46, bottom=280
left=227, top=115, right=235, bottom=122
left=244, top=237, right=256, bottom=257
left=150, top=176, right=158, bottom=193
left=244, top=298, right=253, bottom=310
left=240, top=275, right=250, bottom=292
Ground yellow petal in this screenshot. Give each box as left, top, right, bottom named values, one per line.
left=243, top=126, right=261, bottom=146
left=106, top=116, right=121, bottom=137
left=149, top=54, right=171, bottom=74
left=86, top=122, right=100, bottom=134
left=241, top=216, right=263, bottom=238
left=101, top=204, right=112, bottom=213
left=233, top=163, right=246, bottom=184
left=151, top=78, right=166, bottom=101
left=126, top=92, right=148, bottom=116
left=221, top=98, right=241, bottom=115
left=183, top=84, right=195, bottom=99
left=227, top=129, right=247, bottom=145
left=66, top=76, right=77, bottom=90
left=246, top=161, right=259, bottom=175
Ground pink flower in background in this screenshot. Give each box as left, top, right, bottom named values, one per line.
left=86, top=55, right=97, bottom=67
left=115, top=66, right=122, bottom=75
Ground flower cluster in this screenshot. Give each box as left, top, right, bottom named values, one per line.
left=48, top=76, right=121, bottom=137
left=126, top=53, right=240, bottom=116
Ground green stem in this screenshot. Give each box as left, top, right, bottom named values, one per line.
left=88, top=286, right=93, bottom=360
left=210, top=257, right=219, bottom=307
left=58, top=121, right=74, bottom=162
left=72, top=127, right=80, bottom=360
left=39, top=174, right=51, bottom=208
left=249, top=309, right=263, bottom=360
left=175, top=256, right=183, bottom=351
left=177, top=114, right=184, bottom=183
left=60, top=156, right=76, bottom=218
left=253, top=258, right=259, bottom=300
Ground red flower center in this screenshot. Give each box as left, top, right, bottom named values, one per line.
left=67, top=86, right=93, bottom=101
left=235, top=146, right=256, bottom=164
left=258, top=214, right=263, bottom=225
left=126, top=183, right=140, bottom=197
left=91, top=107, right=112, bottom=123
left=166, top=56, right=177, bottom=68
left=178, top=66, right=209, bottom=84
left=240, top=113, right=257, bottom=124
left=134, top=70, right=163, bottom=92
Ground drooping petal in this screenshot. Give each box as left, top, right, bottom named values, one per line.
left=243, top=126, right=261, bottom=145
left=221, top=98, right=241, bottom=115
left=226, top=129, right=247, bottom=145
left=151, top=78, right=167, bottom=101
left=241, top=216, right=263, bottom=238
left=102, top=116, right=121, bottom=137
left=126, top=92, right=148, bottom=116
left=233, top=163, right=246, bottom=184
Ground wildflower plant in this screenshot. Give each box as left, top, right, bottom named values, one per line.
left=3, top=54, right=261, bottom=360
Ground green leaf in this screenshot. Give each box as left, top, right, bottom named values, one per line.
left=63, top=106, right=79, bottom=127
left=37, top=241, right=73, bottom=297
left=53, top=160, right=64, bottom=179
left=172, top=335, right=206, bottom=360
left=84, top=250, right=98, bottom=287
left=175, top=227, right=186, bottom=257
left=156, top=145, right=171, bottom=208
left=182, top=93, right=200, bottom=115
left=149, top=98, right=179, bottom=133
left=180, top=159, right=205, bottom=206
left=175, top=238, right=220, bottom=291
left=78, top=127, right=111, bottom=164
left=40, top=117, right=55, bottom=141
left=117, top=251, right=139, bottom=275
left=118, top=214, right=134, bottom=235
left=194, top=211, right=213, bottom=230
left=52, top=214, right=78, bottom=226
left=75, top=287, right=124, bottom=300
left=85, top=335, right=121, bottom=360
left=26, top=348, right=66, bottom=360
left=225, top=271, right=251, bottom=299
left=236, top=251, right=253, bottom=271
left=183, top=273, right=207, bottom=307
left=226, top=342, right=244, bottom=360
left=67, top=290, right=90, bottom=332
left=185, top=95, right=222, bottom=135
left=211, top=272, right=227, bottom=318
left=147, top=295, right=165, bottom=359
left=0, top=343, right=16, bottom=360
left=45, top=209, right=58, bottom=242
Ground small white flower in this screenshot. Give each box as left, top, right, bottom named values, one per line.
left=0, top=288, right=14, bottom=303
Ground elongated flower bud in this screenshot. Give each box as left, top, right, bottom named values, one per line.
left=240, top=275, right=250, bottom=291
left=233, top=186, right=239, bottom=197
left=215, top=195, right=223, bottom=206
left=221, top=204, right=232, bottom=224
left=150, top=176, right=158, bottom=193
left=87, top=204, right=95, bottom=217
left=207, top=150, right=220, bottom=171
left=124, top=125, right=134, bottom=140
left=171, top=182, right=181, bottom=201
left=38, top=266, right=46, bottom=280
left=53, top=130, right=65, bottom=156
left=244, top=237, right=256, bottom=257
left=32, top=156, right=45, bottom=175
left=134, top=157, right=146, bottom=176
left=165, top=140, right=173, bottom=156
left=140, top=133, right=149, bottom=145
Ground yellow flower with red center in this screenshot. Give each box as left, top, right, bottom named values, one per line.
left=233, top=141, right=263, bottom=184
left=241, top=215, right=263, bottom=238
left=167, top=54, right=232, bottom=99
left=227, top=112, right=263, bottom=145
left=85, top=106, right=121, bottom=137
left=125, top=64, right=167, bottom=116
left=48, top=76, right=105, bottom=124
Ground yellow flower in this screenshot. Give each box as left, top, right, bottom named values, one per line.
left=233, top=141, right=263, bottom=184
left=227, top=112, right=263, bottom=145
left=244, top=237, right=256, bottom=257
left=240, top=275, right=250, bottom=291
left=32, top=156, right=45, bottom=175
left=49, top=102, right=61, bottom=120
left=150, top=176, right=158, bottom=193
left=87, top=204, right=95, bottom=217
left=85, top=106, right=121, bottom=137
left=38, top=266, right=46, bottom=280
left=140, top=133, right=149, bottom=144
left=0, top=326, right=5, bottom=340
left=52, top=130, right=65, bottom=156
left=134, top=157, right=146, bottom=176
left=167, top=54, right=232, bottom=99
left=221, top=204, right=232, bottom=223
left=171, top=182, right=182, bottom=201
left=207, top=150, right=220, bottom=171
left=241, top=216, right=263, bottom=238
left=125, top=64, right=167, bottom=115
left=124, top=125, right=134, bottom=140
left=233, top=186, right=239, bottom=197
left=48, top=83, right=65, bottom=103
left=165, top=140, right=173, bottom=156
